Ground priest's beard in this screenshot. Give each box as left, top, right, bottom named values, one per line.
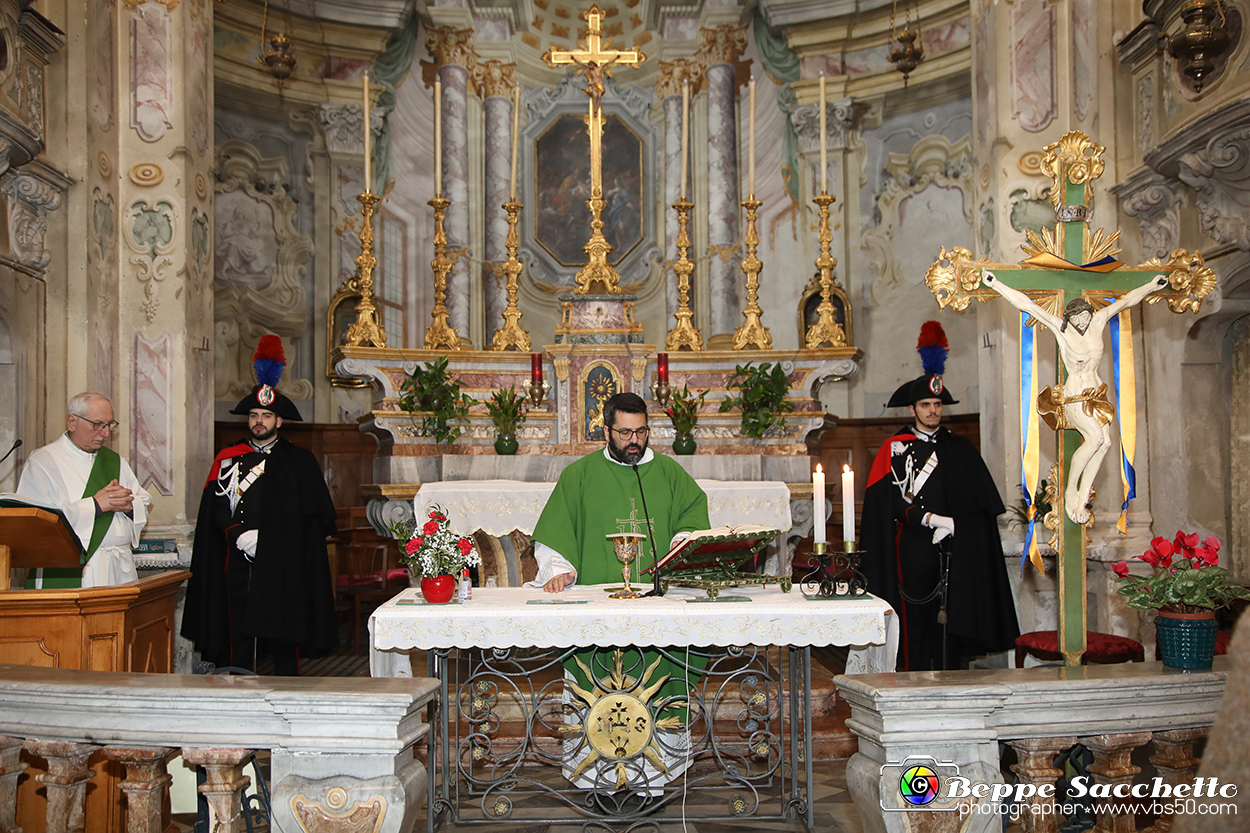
left=607, top=433, right=648, bottom=465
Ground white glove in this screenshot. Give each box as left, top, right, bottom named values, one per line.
left=237, top=529, right=259, bottom=561
left=926, top=513, right=955, bottom=544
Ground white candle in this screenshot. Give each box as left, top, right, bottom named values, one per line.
left=362, top=74, right=371, bottom=194
left=748, top=77, right=756, bottom=199
left=818, top=74, right=827, bottom=194
left=680, top=80, right=689, bottom=201
left=434, top=78, right=442, bottom=197
left=842, top=464, right=855, bottom=546
left=813, top=464, right=826, bottom=545
left=510, top=84, right=520, bottom=201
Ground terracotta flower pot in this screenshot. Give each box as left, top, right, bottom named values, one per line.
left=420, top=574, right=457, bottom=604
left=1155, top=610, right=1218, bottom=670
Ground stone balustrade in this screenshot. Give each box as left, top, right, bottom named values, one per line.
left=835, top=658, right=1230, bottom=833
left=0, top=663, right=439, bottom=833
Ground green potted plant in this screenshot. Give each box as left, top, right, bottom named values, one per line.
left=398, top=356, right=472, bottom=445
left=718, top=362, right=795, bottom=439
left=664, top=384, right=707, bottom=455
left=1114, top=531, right=1250, bottom=669
left=485, top=386, right=527, bottom=455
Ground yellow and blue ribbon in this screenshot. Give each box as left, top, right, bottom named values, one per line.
left=1019, top=312, right=1043, bottom=575
left=1108, top=304, right=1137, bottom=535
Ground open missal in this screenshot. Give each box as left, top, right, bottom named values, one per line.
left=642, top=524, right=789, bottom=598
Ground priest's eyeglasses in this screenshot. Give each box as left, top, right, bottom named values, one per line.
left=610, top=427, right=650, bottom=441
left=78, top=417, right=120, bottom=432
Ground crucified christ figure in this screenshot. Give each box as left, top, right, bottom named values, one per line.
left=982, top=271, right=1168, bottom=524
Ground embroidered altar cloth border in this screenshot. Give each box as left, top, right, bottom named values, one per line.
left=414, top=479, right=793, bottom=536
left=369, top=584, right=897, bottom=677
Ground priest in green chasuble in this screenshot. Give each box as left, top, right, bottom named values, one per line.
left=531, top=392, right=710, bottom=591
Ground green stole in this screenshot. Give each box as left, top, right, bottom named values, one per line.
left=31, top=446, right=121, bottom=589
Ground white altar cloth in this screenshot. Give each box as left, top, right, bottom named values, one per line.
left=413, top=479, right=793, bottom=537
left=369, top=583, right=897, bottom=678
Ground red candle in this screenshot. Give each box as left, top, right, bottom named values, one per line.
left=657, top=353, right=669, bottom=382
left=531, top=352, right=543, bottom=383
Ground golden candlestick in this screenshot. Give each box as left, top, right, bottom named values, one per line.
left=344, top=192, right=387, bottom=348
left=490, top=199, right=532, bottom=351
left=805, top=193, right=846, bottom=349
left=665, top=199, right=703, bottom=351
left=732, top=197, right=772, bottom=350
left=573, top=103, right=620, bottom=295
left=424, top=196, right=463, bottom=350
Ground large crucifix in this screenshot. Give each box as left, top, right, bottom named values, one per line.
left=542, top=5, right=646, bottom=295
left=924, top=131, right=1215, bottom=666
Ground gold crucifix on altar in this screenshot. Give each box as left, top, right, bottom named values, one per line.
left=542, top=6, right=646, bottom=295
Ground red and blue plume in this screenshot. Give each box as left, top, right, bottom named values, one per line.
left=252, top=335, right=286, bottom=387
left=917, top=321, right=948, bottom=377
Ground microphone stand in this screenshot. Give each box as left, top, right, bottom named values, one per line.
left=632, top=463, right=665, bottom=597
left=0, top=439, right=21, bottom=466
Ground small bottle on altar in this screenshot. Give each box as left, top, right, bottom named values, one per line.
left=459, top=568, right=472, bottom=602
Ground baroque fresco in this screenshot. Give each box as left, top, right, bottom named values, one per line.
left=536, top=113, right=642, bottom=267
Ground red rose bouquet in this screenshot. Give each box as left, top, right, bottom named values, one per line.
left=390, top=503, right=481, bottom=578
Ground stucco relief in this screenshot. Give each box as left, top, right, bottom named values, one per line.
left=1010, top=0, right=1056, bottom=132
left=123, top=198, right=177, bottom=321
left=90, top=0, right=114, bottom=131
left=132, top=330, right=174, bottom=495
left=1118, top=172, right=1183, bottom=260
left=1178, top=128, right=1250, bottom=252
left=130, top=4, right=172, bottom=143
left=863, top=134, right=973, bottom=301
left=214, top=140, right=314, bottom=401
left=1072, top=0, right=1094, bottom=122
left=1137, top=73, right=1155, bottom=156
left=1, top=170, right=63, bottom=271
left=189, top=15, right=209, bottom=157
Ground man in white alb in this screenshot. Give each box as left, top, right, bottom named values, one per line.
left=17, top=391, right=150, bottom=587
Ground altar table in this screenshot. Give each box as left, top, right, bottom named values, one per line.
left=370, top=584, right=896, bottom=831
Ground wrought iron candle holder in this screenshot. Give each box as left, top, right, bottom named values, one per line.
left=801, top=541, right=868, bottom=599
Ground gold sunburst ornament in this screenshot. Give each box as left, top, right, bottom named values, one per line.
left=560, top=650, right=684, bottom=789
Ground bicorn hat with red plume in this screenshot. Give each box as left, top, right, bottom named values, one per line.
left=228, top=335, right=303, bottom=421
left=886, top=321, right=959, bottom=408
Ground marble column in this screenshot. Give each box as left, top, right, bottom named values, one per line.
left=102, top=746, right=174, bottom=833
left=697, top=25, right=747, bottom=344
left=26, top=739, right=98, bottom=833
left=1143, top=728, right=1208, bottom=833
left=426, top=26, right=478, bottom=347
left=0, top=736, right=24, bottom=833
left=475, top=60, right=516, bottom=338
left=1006, top=736, right=1077, bottom=833
left=181, top=747, right=254, bottom=833
left=1082, top=732, right=1152, bottom=833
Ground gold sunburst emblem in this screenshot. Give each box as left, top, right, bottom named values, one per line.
left=560, top=649, right=684, bottom=789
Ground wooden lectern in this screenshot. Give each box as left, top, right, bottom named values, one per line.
left=0, top=505, right=190, bottom=833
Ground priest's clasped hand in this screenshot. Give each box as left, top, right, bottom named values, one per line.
left=544, top=571, right=575, bottom=593
left=924, top=513, right=955, bottom=544
left=94, top=479, right=134, bottom=513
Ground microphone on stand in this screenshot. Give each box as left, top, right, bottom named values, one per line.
left=632, top=463, right=665, bottom=597
left=0, top=439, right=21, bottom=466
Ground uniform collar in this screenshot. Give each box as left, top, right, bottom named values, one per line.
left=602, top=446, right=654, bottom=467
left=249, top=437, right=278, bottom=454
left=912, top=426, right=939, bottom=443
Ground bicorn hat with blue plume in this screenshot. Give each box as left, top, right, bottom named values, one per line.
left=228, top=335, right=304, bottom=421
left=886, top=321, right=959, bottom=408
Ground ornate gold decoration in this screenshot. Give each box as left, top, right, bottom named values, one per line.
left=923, top=245, right=999, bottom=312
left=887, top=0, right=925, bottom=85
left=694, top=24, right=747, bottom=66
left=1037, top=382, right=1115, bottom=432
left=559, top=650, right=683, bottom=788
left=543, top=5, right=646, bottom=296
left=654, top=59, right=701, bottom=99
left=1018, top=151, right=1045, bottom=177
left=424, top=196, right=463, bottom=349
left=1043, top=462, right=1062, bottom=554
left=472, top=59, right=517, bottom=98
left=805, top=194, right=846, bottom=349
left=630, top=356, right=647, bottom=382
left=290, top=793, right=386, bottom=833
left=1041, top=132, right=1106, bottom=211
left=733, top=197, right=772, bottom=350
left=607, top=533, right=645, bottom=599
left=1136, top=249, right=1218, bottom=313
left=666, top=199, right=703, bottom=350
left=1167, top=0, right=1232, bottom=92
left=343, top=192, right=386, bottom=348
left=425, top=26, right=478, bottom=70
left=129, top=163, right=163, bottom=187
left=553, top=356, right=571, bottom=382
left=490, top=199, right=532, bottom=351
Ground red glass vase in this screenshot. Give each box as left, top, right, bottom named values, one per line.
left=420, top=574, right=456, bottom=604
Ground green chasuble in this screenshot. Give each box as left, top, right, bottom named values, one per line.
left=532, top=448, right=710, bottom=582
left=534, top=449, right=711, bottom=723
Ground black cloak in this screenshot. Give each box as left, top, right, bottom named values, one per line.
left=182, top=437, right=339, bottom=666
left=861, top=426, right=1019, bottom=670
